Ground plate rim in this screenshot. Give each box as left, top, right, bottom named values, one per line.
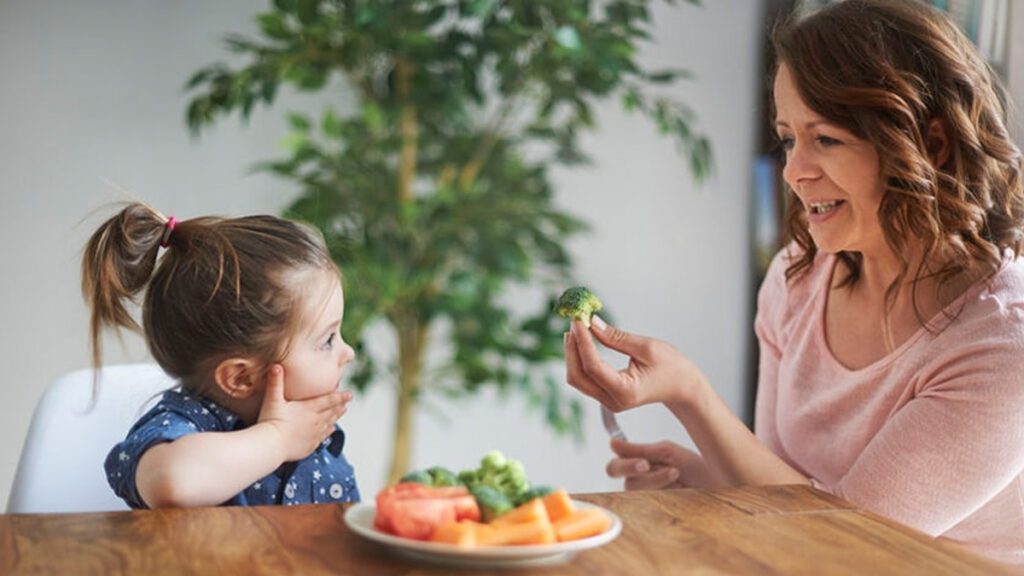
left=343, top=497, right=622, bottom=562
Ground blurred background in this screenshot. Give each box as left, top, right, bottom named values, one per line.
left=0, top=0, right=1021, bottom=508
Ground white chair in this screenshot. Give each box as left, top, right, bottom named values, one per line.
left=7, top=364, right=176, bottom=513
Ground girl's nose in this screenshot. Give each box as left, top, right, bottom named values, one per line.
left=338, top=341, right=356, bottom=366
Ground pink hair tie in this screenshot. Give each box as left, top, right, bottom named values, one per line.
left=160, top=216, right=177, bottom=248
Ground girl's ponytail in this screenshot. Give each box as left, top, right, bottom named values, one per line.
left=81, top=202, right=170, bottom=368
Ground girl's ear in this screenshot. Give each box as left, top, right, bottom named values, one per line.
left=926, top=118, right=951, bottom=169
left=213, top=357, right=261, bottom=399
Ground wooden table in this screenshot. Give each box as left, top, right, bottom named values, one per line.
left=1, top=485, right=1017, bottom=575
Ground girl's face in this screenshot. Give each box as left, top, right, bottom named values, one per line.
left=774, top=63, right=888, bottom=257
left=278, top=268, right=355, bottom=401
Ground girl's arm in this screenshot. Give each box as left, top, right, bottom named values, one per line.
left=136, top=424, right=289, bottom=508
left=136, top=366, right=350, bottom=508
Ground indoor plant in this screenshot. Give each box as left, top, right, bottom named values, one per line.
left=184, top=0, right=710, bottom=484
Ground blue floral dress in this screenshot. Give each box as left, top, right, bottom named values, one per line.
left=105, top=389, right=360, bottom=508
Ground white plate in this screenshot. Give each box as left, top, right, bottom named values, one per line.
left=343, top=499, right=622, bottom=568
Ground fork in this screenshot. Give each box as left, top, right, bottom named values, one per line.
left=600, top=405, right=627, bottom=441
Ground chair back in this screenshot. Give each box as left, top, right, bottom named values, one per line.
left=6, top=364, right=175, bottom=513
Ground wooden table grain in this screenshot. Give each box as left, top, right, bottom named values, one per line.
left=1, top=484, right=1017, bottom=575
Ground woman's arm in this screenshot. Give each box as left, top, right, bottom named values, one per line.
left=565, top=317, right=809, bottom=487
left=664, top=378, right=809, bottom=486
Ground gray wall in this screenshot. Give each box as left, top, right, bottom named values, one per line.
left=0, top=0, right=761, bottom=506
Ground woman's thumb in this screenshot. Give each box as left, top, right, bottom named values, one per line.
left=590, top=315, right=646, bottom=356
left=610, top=437, right=647, bottom=459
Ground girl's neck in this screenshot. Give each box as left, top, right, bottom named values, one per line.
left=186, top=376, right=262, bottom=426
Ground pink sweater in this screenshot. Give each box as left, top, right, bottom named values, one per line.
left=754, top=246, right=1024, bottom=567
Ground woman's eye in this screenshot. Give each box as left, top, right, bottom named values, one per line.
left=777, top=135, right=794, bottom=151
left=816, top=135, right=841, bottom=147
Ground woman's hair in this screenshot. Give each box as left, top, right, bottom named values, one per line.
left=771, top=0, right=1024, bottom=304
left=82, top=202, right=336, bottom=390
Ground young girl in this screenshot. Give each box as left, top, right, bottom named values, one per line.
left=83, top=202, right=360, bottom=508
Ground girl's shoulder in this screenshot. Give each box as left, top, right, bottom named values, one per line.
left=132, top=388, right=242, bottom=433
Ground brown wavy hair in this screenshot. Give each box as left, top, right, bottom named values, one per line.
left=771, top=0, right=1024, bottom=315
left=82, top=202, right=337, bottom=391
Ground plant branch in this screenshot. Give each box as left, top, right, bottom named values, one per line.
left=396, top=59, right=418, bottom=204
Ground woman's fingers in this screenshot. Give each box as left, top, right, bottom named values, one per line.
left=610, top=437, right=644, bottom=457
left=623, top=467, right=680, bottom=491
left=569, top=320, right=629, bottom=398
left=564, top=329, right=613, bottom=405
left=606, top=439, right=657, bottom=478
left=606, top=456, right=651, bottom=478
left=607, top=438, right=685, bottom=489
left=590, top=316, right=650, bottom=360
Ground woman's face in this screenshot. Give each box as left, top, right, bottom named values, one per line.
left=774, top=63, right=887, bottom=257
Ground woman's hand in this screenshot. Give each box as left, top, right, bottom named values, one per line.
left=564, top=316, right=707, bottom=411
left=257, top=364, right=352, bottom=462
left=607, top=438, right=722, bottom=490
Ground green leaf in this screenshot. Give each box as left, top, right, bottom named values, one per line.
left=257, top=13, right=291, bottom=40
left=363, top=102, right=383, bottom=132
left=280, top=131, right=307, bottom=153
left=646, top=68, right=693, bottom=83
left=287, top=112, right=311, bottom=132
left=322, top=108, right=342, bottom=138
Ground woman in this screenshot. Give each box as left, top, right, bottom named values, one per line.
left=564, top=0, right=1024, bottom=566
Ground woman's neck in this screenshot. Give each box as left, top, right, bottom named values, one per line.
left=840, top=241, right=988, bottom=320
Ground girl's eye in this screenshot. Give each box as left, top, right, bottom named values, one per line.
left=322, top=332, right=336, bottom=350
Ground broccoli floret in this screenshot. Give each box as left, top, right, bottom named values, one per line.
left=400, top=466, right=464, bottom=487
left=556, top=286, right=603, bottom=327
left=399, top=469, right=433, bottom=485
left=515, top=485, right=555, bottom=507
left=457, top=469, right=479, bottom=486
left=459, top=450, right=531, bottom=503
left=469, top=485, right=515, bottom=522
left=426, top=466, right=461, bottom=487
left=481, top=450, right=506, bottom=470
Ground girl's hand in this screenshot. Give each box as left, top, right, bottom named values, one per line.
left=257, top=364, right=352, bottom=462
left=564, top=316, right=707, bottom=411
left=606, top=438, right=721, bottom=490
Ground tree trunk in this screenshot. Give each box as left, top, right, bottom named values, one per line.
left=385, top=315, right=427, bottom=486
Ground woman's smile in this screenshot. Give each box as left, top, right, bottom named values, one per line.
left=805, top=198, right=847, bottom=223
